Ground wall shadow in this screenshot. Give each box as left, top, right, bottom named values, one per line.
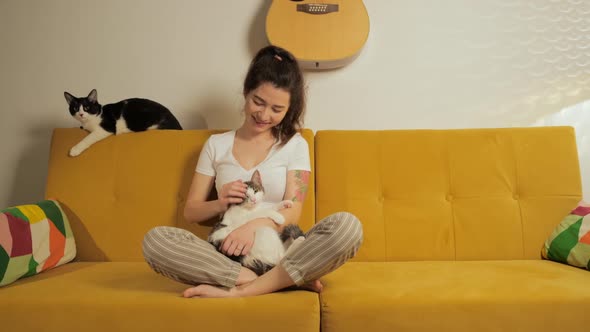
left=247, top=0, right=272, bottom=57
left=9, top=118, right=108, bottom=261
left=183, top=0, right=271, bottom=131
left=180, top=112, right=208, bottom=130
left=8, top=123, right=56, bottom=207
left=189, top=89, right=243, bottom=131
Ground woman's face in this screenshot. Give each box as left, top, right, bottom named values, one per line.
left=242, top=82, right=290, bottom=134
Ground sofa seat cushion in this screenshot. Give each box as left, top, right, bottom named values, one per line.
left=1, top=262, right=320, bottom=332
left=320, top=261, right=590, bottom=332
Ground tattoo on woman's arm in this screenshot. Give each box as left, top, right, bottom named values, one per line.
left=292, top=170, right=310, bottom=202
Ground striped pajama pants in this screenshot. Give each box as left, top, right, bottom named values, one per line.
left=142, top=212, right=363, bottom=288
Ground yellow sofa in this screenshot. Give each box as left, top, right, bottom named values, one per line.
left=3, top=126, right=590, bottom=332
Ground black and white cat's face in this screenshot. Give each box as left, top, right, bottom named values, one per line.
left=64, top=89, right=101, bottom=124
left=242, top=170, right=265, bottom=207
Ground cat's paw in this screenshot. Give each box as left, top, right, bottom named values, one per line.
left=273, top=214, right=285, bottom=225
left=69, top=146, right=83, bottom=157
left=280, top=200, right=294, bottom=209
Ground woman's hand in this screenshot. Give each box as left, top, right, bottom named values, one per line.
left=221, top=222, right=256, bottom=256
left=218, top=180, right=247, bottom=211
left=221, top=218, right=279, bottom=256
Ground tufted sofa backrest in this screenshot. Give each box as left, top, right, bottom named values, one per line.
left=314, top=127, right=582, bottom=262
left=45, top=128, right=315, bottom=262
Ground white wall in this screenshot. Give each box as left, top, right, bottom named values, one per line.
left=1, top=0, right=589, bottom=208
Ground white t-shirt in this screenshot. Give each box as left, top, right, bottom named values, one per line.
left=195, top=131, right=311, bottom=203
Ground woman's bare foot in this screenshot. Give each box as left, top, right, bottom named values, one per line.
left=182, top=279, right=323, bottom=298
left=184, top=265, right=311, bottom=298
left=300, top=279, right=323, bottom=293
left=183, top=284, right=237, bottom=298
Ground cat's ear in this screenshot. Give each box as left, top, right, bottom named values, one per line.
left=64, top=92, right=75, bottom=105
left=251, top=170, right=262, bottom=186
left=87, top=89, right=98, bottom=103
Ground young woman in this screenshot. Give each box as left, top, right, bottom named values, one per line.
left=142, top=45, right=363, bottom=298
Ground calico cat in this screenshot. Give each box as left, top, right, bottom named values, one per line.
left=208, top=170, right=305, bottom=276
left=63, top=89, right=182, bottom=157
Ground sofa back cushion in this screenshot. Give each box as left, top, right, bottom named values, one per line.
left=45, top=129, right=315, bottom=262
left=315, top=127, right=582, bottom=262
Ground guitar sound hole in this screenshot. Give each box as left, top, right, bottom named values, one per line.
left=290, top=0, right=303, bottom=2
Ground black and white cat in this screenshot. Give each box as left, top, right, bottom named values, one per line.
left=64, top=89, right=182, bottom=157
left=208, top=170, right=305, bottom=276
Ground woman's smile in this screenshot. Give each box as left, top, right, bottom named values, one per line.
left=242, top=82, right=290, bottom=134
left=252, top=115, right=271, bottom=127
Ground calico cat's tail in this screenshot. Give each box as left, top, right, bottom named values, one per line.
left=280, top=224, right=305, bottom=242
left=243, top=260, right=275, bottom=276
left=241, top=226, right=306, bottom=276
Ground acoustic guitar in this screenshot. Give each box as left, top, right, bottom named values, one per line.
left=265, top=0, right=370, bottom=70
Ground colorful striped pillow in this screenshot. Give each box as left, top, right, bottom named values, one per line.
left=542, top=201, right=590, bottom=270
left=0, top=199, right=76, bottom=286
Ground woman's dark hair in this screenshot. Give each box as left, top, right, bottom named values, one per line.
left=243, top=45, right=306, bottom=145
